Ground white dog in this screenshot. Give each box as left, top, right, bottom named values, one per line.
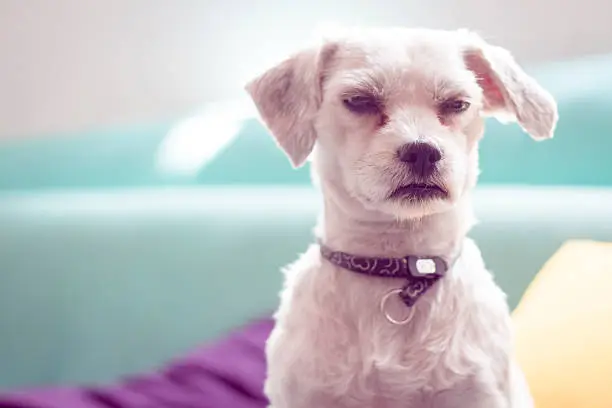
left=246, top=27, right=557, bottom=408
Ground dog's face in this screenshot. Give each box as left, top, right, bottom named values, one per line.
left=247, top=28, right=557, bottom=219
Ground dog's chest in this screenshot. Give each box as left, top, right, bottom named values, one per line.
left=280, top=297, right=481, bottom=404
left=321, top=317, right=473, bottom=397
left=273, top=315, right=481, bottom=408
left=267, top=244, right=511, bottom=407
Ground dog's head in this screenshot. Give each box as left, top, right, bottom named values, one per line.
left=246, top=28, right=557, bottom=219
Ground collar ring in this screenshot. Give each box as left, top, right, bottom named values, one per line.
left=380, top=288, right=416, bottom=325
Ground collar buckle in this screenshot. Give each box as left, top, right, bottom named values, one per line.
left=406, top=256, right=447, bottom=278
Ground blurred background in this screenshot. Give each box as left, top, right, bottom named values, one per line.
left=1, top=0, right=611, bottom=392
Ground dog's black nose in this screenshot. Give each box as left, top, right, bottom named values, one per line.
left=398, top=142, right=442, bottom=178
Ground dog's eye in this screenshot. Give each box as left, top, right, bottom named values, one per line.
left=342, top=95, right=380, bottom=115
left=439, top=99, right=471, bottom=115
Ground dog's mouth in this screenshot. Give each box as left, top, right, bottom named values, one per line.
left=388, top=183, right=448, bottom=201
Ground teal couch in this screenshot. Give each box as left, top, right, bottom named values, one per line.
left=1, top=53, right=612, bottom=391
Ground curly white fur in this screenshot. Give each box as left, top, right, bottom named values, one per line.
left=246, top=27, right=557, bottom=408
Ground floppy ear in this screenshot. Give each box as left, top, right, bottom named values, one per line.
left=459, top=30, right=558, bottom=140
left=245, top=43, right=336, bottom=167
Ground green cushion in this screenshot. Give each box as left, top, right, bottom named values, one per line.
left=0, top=123, right=181, bottom=190
left=1, top=186, right=611, bottom=389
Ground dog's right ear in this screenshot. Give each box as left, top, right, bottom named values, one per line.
left=245, top=43, right=336, bottom=168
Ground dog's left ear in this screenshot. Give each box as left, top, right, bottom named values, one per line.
left=459, top=30, right=558, bottom=140
left=246, top=43, right=337, bottom=167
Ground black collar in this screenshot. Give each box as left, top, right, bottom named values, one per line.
left=319, top=243, right=450, bottom=307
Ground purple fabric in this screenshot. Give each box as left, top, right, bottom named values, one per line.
left=0, top=318, right=274, bottom=408
left=319, top=244, right=446, bottom=307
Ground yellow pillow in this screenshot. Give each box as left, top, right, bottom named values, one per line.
left=513, top=240, right=612, bottom=408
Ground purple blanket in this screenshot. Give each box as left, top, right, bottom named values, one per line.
left=0, top=318, right=274, bottom=408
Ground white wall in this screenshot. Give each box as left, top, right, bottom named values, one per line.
left=1, top=0, right=610, bottom=138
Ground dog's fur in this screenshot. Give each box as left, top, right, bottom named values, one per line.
left=246, top=27, right=557, bottom=408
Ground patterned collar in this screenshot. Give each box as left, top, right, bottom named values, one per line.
left=319, top=243, right=450, bottom=308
